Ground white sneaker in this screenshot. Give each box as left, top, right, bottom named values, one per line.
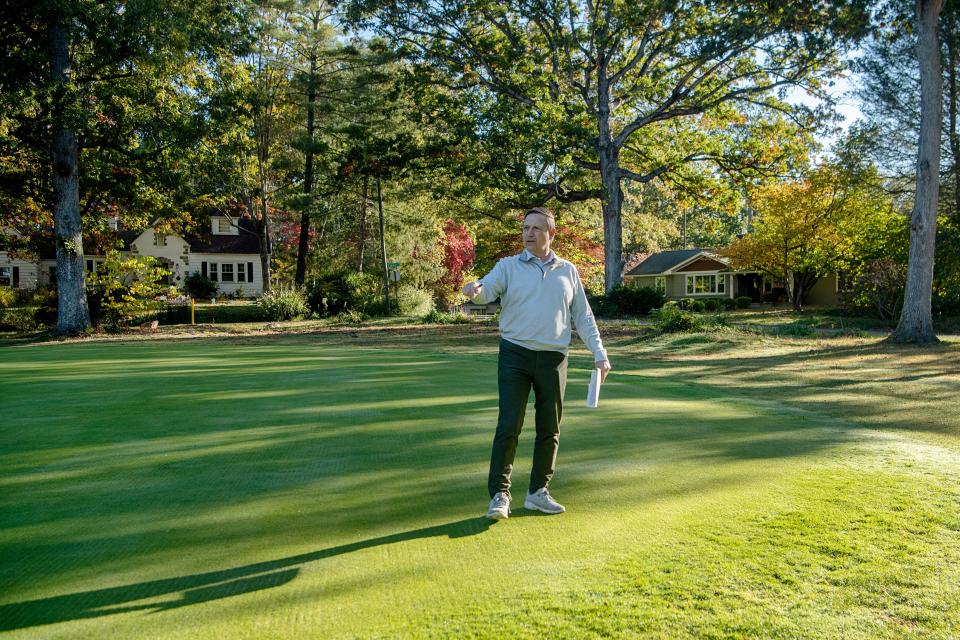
left=486, top=492, right=511, bottom=520
left=524, top=487, right=565, bottom=514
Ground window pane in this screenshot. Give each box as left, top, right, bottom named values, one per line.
left=218, top=218, right=232, bottom=233
left=655, top=276, right=665, bottom=293
left=718, top=276, right=725, bottom=293
left=0, top=267, right=9, bottom=286
left=210, top=263, right=218, bottom=281
left=686, top=275, right=694, bottom=294
left=221, top=263, right=234, bottom=282
left=695, top=275, right=713, bottom=293
left=237, top=263, right=246, bottom=282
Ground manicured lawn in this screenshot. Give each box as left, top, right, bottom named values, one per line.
left=1, top=329, right=959, bottom=638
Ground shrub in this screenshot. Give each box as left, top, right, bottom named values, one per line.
left=703, top=298, right=719, bottom=312
left=735, top=296, right=752, bottom=309
left=721, top=298, right=738, bottom=310
left=33, top=286, right=59, bottom=327
left=655, top=302, right=701, bottom=333
left=679, top=297, right=694, bottom=310
left=397, top=285, right=435, bottom=317
left=423, top=309, right=472, bottom=324
left=587, top=293, right=618, bottom=317
left=86, top=251, right=169, bottom=326
left=606, top=285, right=665, bottom=316
left=335, top=309, right=368, bottom=324
left=306, top=272, right=393, bottom=316
left=306, top=274, right=350, bottom=316
left=847, top=259, right=906, bottom=321
left=0, top=307, right=37, bottom=331
left=256, top=288, right=308, bottom=321
left=689, top=299, right=706, bottom=312
left=0, top=288, right=16, bottom=309
left=344, top=272, right=384, bottom=313
left=184, top=272, right=218, bottom=300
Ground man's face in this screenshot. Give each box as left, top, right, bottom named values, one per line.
left=523, top=213, right=555, bottom=257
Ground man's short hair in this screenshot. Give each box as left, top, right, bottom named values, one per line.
left=524, top=206, right=556, bottom=231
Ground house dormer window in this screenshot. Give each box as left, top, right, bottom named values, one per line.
left=212, top=216, right=239, bottom=235
left=154, top=233, right=167, bottom=247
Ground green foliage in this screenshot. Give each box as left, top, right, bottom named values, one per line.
left=32, top=287, right=58, bottom=328
left=86, top=251, right=169, bottom=326
left=703, top=298, right=719, bottom=312
left=606, top=285, right=665, bottom=316
left=847, top=259, right=906, bottom=321
left=305, top=271, right=394, bottom=317
left=725, top=160, right=904, bottom=309
left=397, top=285, right=435, bottom=317
left=655, top=302, right=702, bottom=333
left=423, top=309, right=471, bottom=324
left=735, top=296, right=753, bottom=309
left=0, top=288, right=16, bottom=309
left=344, top=272, right=385, bottom=313
left=0, top=307, right=37, bottom=332
left=335, top=309, right=368, bottom=324
left=689, top=299, right=706, bottom=312
left=720, top=298, right=737, bottom=311
left=304, top=275, right=344, bottom=317
left=255, top=288, right=308, bottom=322
left=184, top=273, right=219, bottom=300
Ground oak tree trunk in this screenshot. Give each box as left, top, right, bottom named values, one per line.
left=597, top=71, right=624, bottom=294
left=892, top=0, right=946, bottom=344
left=48, top=17, right=90, bottom=334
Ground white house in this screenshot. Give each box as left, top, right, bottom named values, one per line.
left=1, top=215, right=265, bottom=297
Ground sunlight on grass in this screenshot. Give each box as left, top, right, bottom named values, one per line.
left=1, top=334, right=958, bottom=639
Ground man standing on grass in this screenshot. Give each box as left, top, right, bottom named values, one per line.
left=462, top=207, right=611, bottom=520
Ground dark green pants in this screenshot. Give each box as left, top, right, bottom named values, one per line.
left=488, top=339, right=568, bottom=498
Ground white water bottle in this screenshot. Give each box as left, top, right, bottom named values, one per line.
left=586, top=368, right=601, bottom=408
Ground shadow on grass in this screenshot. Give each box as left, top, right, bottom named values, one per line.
left=0, top=516, right=493, bottom=631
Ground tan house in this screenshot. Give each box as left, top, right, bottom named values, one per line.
left=623, top=248, right=843, bottom=306
left=1, top=215, right=265, bottom=297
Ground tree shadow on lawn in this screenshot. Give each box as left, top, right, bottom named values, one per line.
left=616, top=339, right=960, bottom=438
left=0, top=516, right=495, bottom=631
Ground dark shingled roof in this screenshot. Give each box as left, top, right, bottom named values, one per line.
left=625, top=249, right=708, bottom=276
left=185, top=219, right=261, bottom=254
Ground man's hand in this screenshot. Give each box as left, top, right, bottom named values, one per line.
left=462, top=281, right=483, bottom=298
left=596, top=359, right=612, bottom=384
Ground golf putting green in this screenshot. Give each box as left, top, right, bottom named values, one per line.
left=1, top=336, right=958, bottom=638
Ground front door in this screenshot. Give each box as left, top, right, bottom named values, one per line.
left=735, top=274, right=762, bottom=302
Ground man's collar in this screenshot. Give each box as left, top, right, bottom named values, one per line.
left=520, top=249, right=557, bottom=264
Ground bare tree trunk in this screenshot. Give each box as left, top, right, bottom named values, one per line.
left=259, top=195, right=272, bottom=294
left=892, top=0, right=946, bottom=344
left=358, top=175, right=368, bottom=273
left=256, top=111, right=272, bottom=293
left=294, top=69, right=315, bottom=286
left=295, top=15, right=320, bottom=288
left=377, top=176, right=390, bottom=314
left=948, top=23, right=960, bottom=221
left=48, top=17, right=90, bottom=334
left=597, top=71, right=624, bottom=294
